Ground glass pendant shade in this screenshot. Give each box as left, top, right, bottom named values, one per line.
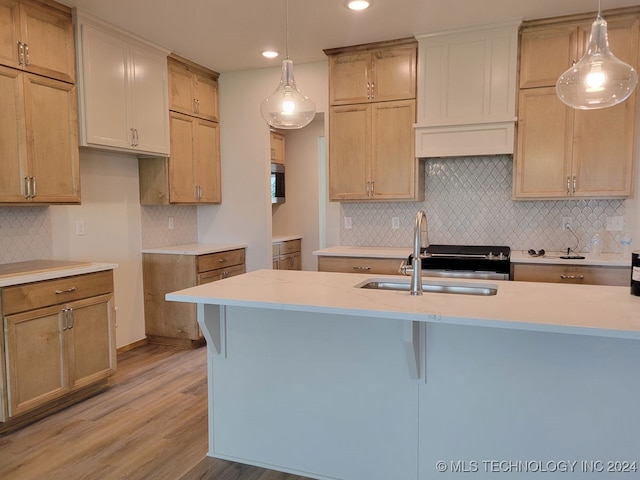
left=261, top=59, right=316, bottom=129
left=556, top=15, right=638, bottom=110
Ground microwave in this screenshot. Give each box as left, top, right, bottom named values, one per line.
left=271, top=163, right=285, bottom=204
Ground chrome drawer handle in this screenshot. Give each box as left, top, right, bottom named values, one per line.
left=352, top=266, right=371, bottom=271
left=560, top=275, right=584, bottom=280
left=55, top=287, right=77, bottom=294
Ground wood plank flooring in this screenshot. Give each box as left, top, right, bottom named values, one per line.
left=0, top=344, right=311, bottom=480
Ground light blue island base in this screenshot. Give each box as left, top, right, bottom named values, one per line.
left=196, top=304, right=640, bottom=480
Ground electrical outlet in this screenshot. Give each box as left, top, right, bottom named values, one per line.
left=562, top=216, right=573, bottom=231
left=392, top=217, right=400, bottom=230
left=344, top=216, right=352, bottom=230
left=75, top=219, right=85, bottom=236
left=168, top=217, right=174, bottom=230
left=606, top=216, right=624, bottom=232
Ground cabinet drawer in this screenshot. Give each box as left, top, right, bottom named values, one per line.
left=2, top=270, right=114, bottom=315
left=512, top=264, right=631, bottom=286
left=317, top=256, right=403, bottom=275
left=279, top=239, right=301, bottom=255
left=197, top=249, right=245, bottom=273
left=198, top=264, right=246, bottom=284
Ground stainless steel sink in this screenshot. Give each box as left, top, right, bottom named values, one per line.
left=356, top=278, right=497, bottom=296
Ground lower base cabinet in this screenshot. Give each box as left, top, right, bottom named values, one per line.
left=317, top=255, right=403, bottom=275
left=272, top=239, right=302, bottom=270
left=1, top=270, right=116, bottom=432
left=512, top=263, right=631, bottom=286
left=143, top=248, right=246, bottom=347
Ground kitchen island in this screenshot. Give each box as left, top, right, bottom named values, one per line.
left=167, top=269, right=640, bottom=480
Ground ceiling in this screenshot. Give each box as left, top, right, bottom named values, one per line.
left=60, top=0, right=640, bottom=73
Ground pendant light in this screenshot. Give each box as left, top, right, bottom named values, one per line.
left=260, top=0, right=316, bottom=129
left=556, top=0, right=638, bottom=110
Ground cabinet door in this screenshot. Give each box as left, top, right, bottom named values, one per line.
left=0, top=0, right=20, bottom=70
left=519, top=24, right=579, bottom=88
left=19, top=0, right=75, bottom=83
left=67, top=294, right=116, bottom=391
left=194, top=71, right=219, bottom=122
left=168, top=58, right=196, bottom=115
left=371, top=100, right=416, bottom=200
left=328, top=52, right=371, bottom=105
left=371, top=46, right=416, bottom=102
left=329, top=104, right=370, bottom=200
left=77, top=23, right=131, bottom=150
left=270, top=130, right=285, bottom=164
left=0, top=65, right=27, bottom=202
left=514, top=87, right=573, bottom=198
left=195, top=118, right=221, bottom=203
left=24, top=73, right=80, bottom=203
left=129, top=44, right=169, bottom=155
left=4, top=305, right=68, bottom=417
left=168, top=112, right=197, bottom=202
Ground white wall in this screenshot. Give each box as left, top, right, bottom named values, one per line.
left=198, top=61, right=331, bottom=271
left=50, top=149, right=145, bottom=349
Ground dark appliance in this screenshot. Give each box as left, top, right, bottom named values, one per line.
left=271, top=163, right=285, bottom=204
left=407, top=244, right=511, bottom=280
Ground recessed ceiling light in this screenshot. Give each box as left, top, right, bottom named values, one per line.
left=262, top=50, right=280, bottom=59
left=347, top=0, right=370, bottom=11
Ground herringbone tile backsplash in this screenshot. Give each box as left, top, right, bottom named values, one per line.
left=340, top=156, right=626, bottom=254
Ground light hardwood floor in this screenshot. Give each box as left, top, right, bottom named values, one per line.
left=0, top=344, right=311, bottom=480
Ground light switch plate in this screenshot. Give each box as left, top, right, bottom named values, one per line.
left=344, top=217, right=352, bottom=229
left=606, top=216, right=624, bottom=232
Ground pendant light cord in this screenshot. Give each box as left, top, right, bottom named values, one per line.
left=285, top=0, right=290, bottom=60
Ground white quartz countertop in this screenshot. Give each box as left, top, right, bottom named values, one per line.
left=0, top=260, right=118, bottom=287
left=313, top=246, right=411, bottom=259
left=141, top=243, right=247, bottom=255
left=510, top=250, right=631, bottom=267
left=273, top=235, right=302, bottom=243
left=166, top=269, right=640, bottom=340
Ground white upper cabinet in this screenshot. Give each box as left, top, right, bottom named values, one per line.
left=414, top=20, right=520, bottom=157
left=74, top=11, right=169, bottom=156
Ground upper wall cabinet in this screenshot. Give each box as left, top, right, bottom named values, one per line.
left=327, top=39, right=417, bottom=106
left=0, top=0, right=80, bottom=205
left=168, top=54, right=219, bottom=122
left=414, top=21, right=520, bottom=158
left=0, top=0, right=75, bottom=83
left=514, top=9, right=640, bottom=199
left=74, top=11, right=170, bottom=156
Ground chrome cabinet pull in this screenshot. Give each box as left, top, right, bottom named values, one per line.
left=62, top=308, right=68, bottom=331
left=566, top=176, right=570, bottom=195
left=352, top=265, right=371, bottom=271
left=24, top=176, right=30, bottom=198
left=68, top=308, right=74, bottom=329
left=24, top=43, right=29, bottom=65
left=131, top=128, right=139, bottom=146
left=17, top=42, right=24, bottom=65
left=193, top=98, right=197, bottom=113
left=218, top=258, right=227, bottom=263
left=55, top=286, right=77, bottom=294
left=31, top=177, right=36, bottom=198
left=370, top=180, right=374, bottom=196
left=560, top=275, right=584, bottom=280
left=573, top=175, right=577, bottom=194
left=195, top=98, right=200, bottom=114
left=370, top=81, right=375, bottom=100
left=366, top=81, right=370, bottom=100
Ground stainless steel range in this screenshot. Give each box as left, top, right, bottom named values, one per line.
left=404, top=244, right=511, bottom=280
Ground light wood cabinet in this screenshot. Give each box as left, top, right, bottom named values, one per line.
left=168, top=54, right=219, bottom=122
left=514, top=10, right=639, bottom=199
left=139, top=56, right=221, bottom=205
left=326, top=38, right=421, bottom=202
left=273, top=239, right=301, bottom=270
left=317, top=256, right=403, bottom=275
left=327, top=39, right=416, bottom=106
left=0, top=66, right=80, bottom=204
left=0, top=0, right=75, bottom=83
left=75, top=12, right=170, bottom=156
left=329, top=99, right=420, bottom=200
left=0, top=270, right=116, bottom=429
left=512, top=263, right=630, bottom=286
left=270, top=130, right=285, bottom=165
left=142, top=248, right=246, bottom=347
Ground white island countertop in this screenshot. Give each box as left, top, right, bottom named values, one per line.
left=167, top=269, right=640, bottom=340
left=313, top=245, right=411, bottom=259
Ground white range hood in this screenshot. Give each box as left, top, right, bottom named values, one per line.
left=414, top=20, right=521, bottom=158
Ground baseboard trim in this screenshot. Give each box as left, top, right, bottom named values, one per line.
left=117, top=338, right=148, bottom=355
